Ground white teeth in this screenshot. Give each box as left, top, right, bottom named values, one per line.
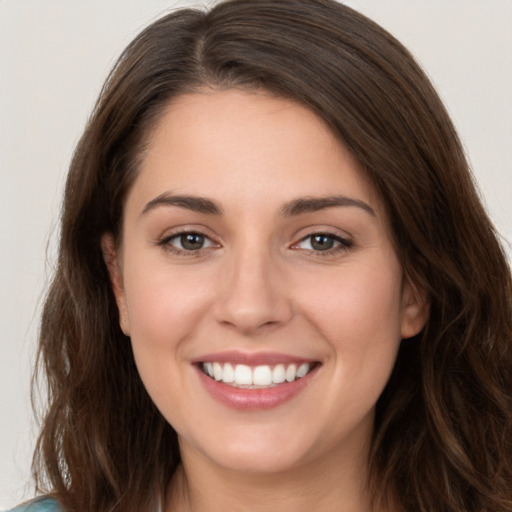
left=222, top=363, right=234, bottom=383
left=234, top=364, right=253, bottom=385
left=297, top=363, right=309, bottom=378
left=253, top=365, right=272, bottom=386
left=213, top=362, right=223, bottom=381
left=286, top=364, right=297, bottom=382
left=202, top=362, right=313, bottom=387
left=272, top=364, right=286, bottom=384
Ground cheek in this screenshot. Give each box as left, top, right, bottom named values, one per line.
left=297, top=258, right=404, bottom=402
left=302, top=260, right=403, bottom=341
left=121, top=266, right=213, bottom=423
left=120, top=259, right=216, bottom=403
left=124, top=262, right=211, bottom=339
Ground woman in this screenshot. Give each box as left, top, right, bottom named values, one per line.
left=10, top=0, right=512, bottom=511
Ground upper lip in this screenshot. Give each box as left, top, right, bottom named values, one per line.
left=190, top=350, right=318, bottom=366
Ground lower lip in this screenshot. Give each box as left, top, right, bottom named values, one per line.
left=195, top=365, right=319, bottom=410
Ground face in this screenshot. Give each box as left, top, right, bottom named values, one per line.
left=104, top=89, right=426, bottom=477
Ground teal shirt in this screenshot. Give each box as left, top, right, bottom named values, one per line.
left=5, top=498, right=61, bottom=512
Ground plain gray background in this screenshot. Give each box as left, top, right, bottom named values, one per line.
left=1, top=0, right=511, bottom=508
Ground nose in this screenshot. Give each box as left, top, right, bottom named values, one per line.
left=212, top=245, right=293, bottom=335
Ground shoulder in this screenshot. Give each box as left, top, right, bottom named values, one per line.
left=5, top=497, right=62, bottom=512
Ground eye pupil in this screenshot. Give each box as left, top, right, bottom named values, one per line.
left=181, top=233, right=204, bottom=250
left=311, top=234, right=334, bottom=251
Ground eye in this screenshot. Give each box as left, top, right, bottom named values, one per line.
left=160, top=231, right=216, bottom=252
left=294, top=233, right=352, bottom=253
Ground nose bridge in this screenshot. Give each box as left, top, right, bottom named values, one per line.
left=214, top=238, right=292, bottom=333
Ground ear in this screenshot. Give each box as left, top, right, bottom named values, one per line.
left=400, top=277, right=429, bottom=339
left=101, top=233, right=130, bottom=336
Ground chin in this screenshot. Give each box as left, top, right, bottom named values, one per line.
left=181, top=426, right=316, bottom=476
left=211, top=446, right=307, bottom=475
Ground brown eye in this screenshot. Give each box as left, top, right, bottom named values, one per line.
left=180, top=233, right=206, bottom=250
left=160, top=231, right=216, bottom=253
left=294, top=233, right=353, bottom=254
left=310, top=234, right=335, bottom=251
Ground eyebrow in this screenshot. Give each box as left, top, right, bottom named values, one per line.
left=140, top=193, right=375, bottom=218
left=280, top=195, right=375, bottom=217
left=141, top=193, right=223, bottom=216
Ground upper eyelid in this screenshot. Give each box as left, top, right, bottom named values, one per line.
left=157, top=231, right=219, bottom=256
left=292, top=233, right=352, bottom=248
left=158, top=225, right=219, bottom=241
left=155, top=226, right=353, bottom=247
left=291, top=226, right=352, bottom=242
left=154, top=230, right=213, bottom=254
left=161, top=230, right=218, bottom=245
left=166, top=231, right=212, bottom=241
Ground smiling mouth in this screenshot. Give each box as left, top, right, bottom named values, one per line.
left=200, top=362, right=318, bottom=388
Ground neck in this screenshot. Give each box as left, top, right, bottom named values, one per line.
left=166, top=441, right=387, bottom=512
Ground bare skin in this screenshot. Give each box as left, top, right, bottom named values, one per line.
left=103, top=89, right=427, bottom=512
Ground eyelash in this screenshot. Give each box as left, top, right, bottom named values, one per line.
left=292, top=232, right=354, bottom=256
left=157, top=230, right=218, bottom=256
left=156, top=230, right=354, bottom=257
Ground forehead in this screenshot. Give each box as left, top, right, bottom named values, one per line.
left=126, top=89, right=382, bottom=217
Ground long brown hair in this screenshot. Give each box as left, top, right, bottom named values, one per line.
left=33, top=1, right=512, bottom=510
